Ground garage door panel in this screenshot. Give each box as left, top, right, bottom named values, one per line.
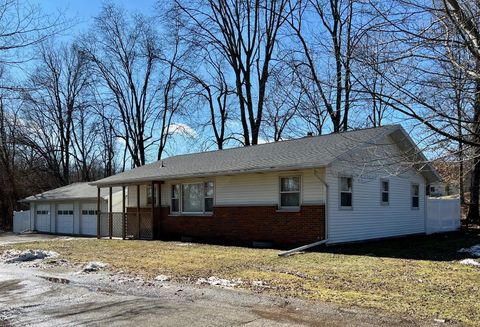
left=57, top=204, right=73, bottom=234
left=81, top=203, right=97, bottom=236
left=36, top=204, right=50, bottom=232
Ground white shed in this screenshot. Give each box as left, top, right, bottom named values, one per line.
left=21, top=183, right=123, bottom=236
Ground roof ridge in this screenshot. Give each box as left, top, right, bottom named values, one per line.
left=164, top=124, right=401, bottom=161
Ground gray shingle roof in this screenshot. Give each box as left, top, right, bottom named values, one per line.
left=91, top=125, right=417, bottom=187
left=23, top=182, right=118, bottom=202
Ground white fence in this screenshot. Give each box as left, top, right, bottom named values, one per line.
left=426, top=198, right=461, bottom=235
left=13, top=211, right=31, bottom=233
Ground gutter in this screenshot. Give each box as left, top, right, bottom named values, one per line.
left=278, top=168, right=329, bottom=257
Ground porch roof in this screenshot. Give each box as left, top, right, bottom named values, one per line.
left=90, top=125, right=440, bottom=187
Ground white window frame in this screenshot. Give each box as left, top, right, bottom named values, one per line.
left=171, top=184, right=180, bottom=213
left=278, top=176, right=302, bottom=210
left=411, top=183, right=420, bottom=209
left=339, top=176, right=353, bottom=209
left=381, top=179, right=389, bottom=205
left=170, top=181, right=215, bottom=215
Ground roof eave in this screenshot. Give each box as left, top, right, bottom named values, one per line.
left=90, top=163, right=327, bottom=187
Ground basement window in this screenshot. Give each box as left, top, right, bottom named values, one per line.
left=412, top=184, right=419, bottom=209
left=340, top=177, right=353, bottom=208
left=279, top=176, right=301, bottom=209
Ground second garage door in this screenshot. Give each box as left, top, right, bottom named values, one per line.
left=80, top=203, right=97, bottom=236
left=57, top=204, right=74, bottom=234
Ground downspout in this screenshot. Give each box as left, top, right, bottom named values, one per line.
left=314, top=168, right=329, bottom=243
left=278, top=168, right=329, bottom=257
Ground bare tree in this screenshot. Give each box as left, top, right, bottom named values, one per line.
left=287, top=0, right=358, bottom=132
left=22, top=43, right=91, bottom=185
left=176, top=0, right=293, bottom=145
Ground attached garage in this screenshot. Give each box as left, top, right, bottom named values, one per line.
left=21, top=183, right=123, bottom=236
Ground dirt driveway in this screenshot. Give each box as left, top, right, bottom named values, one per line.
left=0, top=232, right=74, bottom=245
left=0, top=263, right=423, bottom=327
left=0, top=233, right=461, bottom=326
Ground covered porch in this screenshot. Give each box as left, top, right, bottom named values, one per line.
left=95, top=181, right=163, bottom=240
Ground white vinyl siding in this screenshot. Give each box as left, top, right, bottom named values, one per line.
left=326, top=135, right=427, bottom=244
left=160, top=169, right=326, bottom=207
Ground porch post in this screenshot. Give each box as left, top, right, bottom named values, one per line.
left=122, top=185, right=126, bottom=240
left=158, top=182, right=162, bottom=239
left=109, top=186, right=113, bottom=239
left=96, top=187, right=101, bottom=239
left=136, top=184, right=140, bottom=239
left=151, top=181, right=155, bottom=240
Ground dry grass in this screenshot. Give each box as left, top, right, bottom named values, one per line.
left=5, top=232, right=480, bottom=325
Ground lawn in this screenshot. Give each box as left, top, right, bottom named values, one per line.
left=4, top=231, right=480, bottom=325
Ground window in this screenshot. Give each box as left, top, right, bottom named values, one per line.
left=204, top=182, right=214, bottom=212
left=430, top=186, right=435, bottom=193
left=36, top=210, right=48, bottom=215
left=412, top=184, right=419, bottom=208
left=381, top=180, right=389, bottom=205
left=182, top=183, right=203, bottom=213
left=57, top=210, right=73, bottom=215
left=147, top=186, right=155, bottom=205
left=171, top=182, right=214, bottom=214
left=171, top=184, right=180, bottom=212
left=82, top=210, right=97, bottom=215
left=340, top=177, right=353, bottom=208
left=279, top=176, right=301, bottom=208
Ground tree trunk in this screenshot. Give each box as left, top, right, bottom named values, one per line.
left=467, top=77, right=480, bottom=224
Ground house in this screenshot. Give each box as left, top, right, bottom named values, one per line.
left=22, top=183, right=123, bottom=236
left=88, top=124, right=440, bottom=246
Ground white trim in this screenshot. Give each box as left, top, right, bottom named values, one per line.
left=278, top=175, right=302, bottom=210
left=339, top=176, right=353, bottom=210
left=380, top=178, right=389, bottom=206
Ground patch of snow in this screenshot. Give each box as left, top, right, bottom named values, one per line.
left=252, top=280, right=269, bottom=288
left=154, top=274, right=171, bottom=282
left=196, top=276, right=242, bottom=288
left=2, top=250, right=58, bottom=263
left=434, top=318, right=446, bottom=324
left=82, top=261, right=109, bottom=272
left=459, top=259, right=480, bottom=267
left=175, top=243, right=194, bottom=247
left=458, top=244, right=480, bottom=257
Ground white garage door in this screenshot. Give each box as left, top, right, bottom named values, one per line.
left=57, top=204, right=74, bottom=234
left=36, top=204, right=50, bottom=232
left=81, top=203, right=97, bottom=236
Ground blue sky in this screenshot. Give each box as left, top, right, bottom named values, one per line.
left=37, top=0, right=157, bottom=37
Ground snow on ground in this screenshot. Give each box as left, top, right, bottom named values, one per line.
left=154, top=274, right=171, bottom=282
left=196, top=276, right=242, bottom=288
left=459, top=259, right=480, bottom=267
left=458, top=244, right=480, bottom=257
left=82, top=261, right=109, bottom=272
left=2, top=249, right=58, bottom=263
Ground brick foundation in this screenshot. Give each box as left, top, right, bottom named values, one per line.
left=156, top=205, right=325, bottom=247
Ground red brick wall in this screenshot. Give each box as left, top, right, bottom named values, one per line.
left=156, top=205, right=325, bottom=247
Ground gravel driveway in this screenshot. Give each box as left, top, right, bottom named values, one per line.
left=0, top=233, right=435, bottom=326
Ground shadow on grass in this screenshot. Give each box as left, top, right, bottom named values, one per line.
left=314, top=229, right=480, bottom=261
